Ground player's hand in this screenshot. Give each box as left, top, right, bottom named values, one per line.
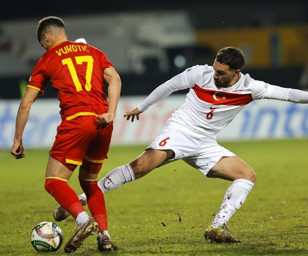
left=124, top=107, right=142, bottom=122
left=11, top=141, right=25, bottom=159
left=97, top=113, right=115, bottom=128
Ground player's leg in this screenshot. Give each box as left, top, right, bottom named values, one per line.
left=45, top=156, right=90, bottom=225
left=204, top=156, right=256, bottom=243
left=44, top=156, right=98, bottom=253
left=207, top=155, right=256, bottom=181
left=78, top=160, right=117, bottom=251
left=97, top=124, right=178, bottom=194
left=49, top=117, right=94, bottom=225
left=98, top=148, right=174, bottom=193
left=80, top=122, right=119, bottom=252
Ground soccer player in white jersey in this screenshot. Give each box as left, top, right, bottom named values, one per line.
left=54, top=46, right=308, bottom=243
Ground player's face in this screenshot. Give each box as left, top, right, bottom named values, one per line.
left=213, top=60, right=238, bottom=88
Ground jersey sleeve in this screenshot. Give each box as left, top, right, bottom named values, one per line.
left=136, top=66, right=200, bottom=112
left=97, top=48, right=113, bottom=70
left=250, top=76, right=308, bottom=103
left=266, top=86, right=308, bottom=103
left=136, top=74, right=183, bottom=112
left=27, top=58, right=47, bottom=95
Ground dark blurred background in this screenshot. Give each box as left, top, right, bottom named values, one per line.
left=1, top=0, right=308, bottom=98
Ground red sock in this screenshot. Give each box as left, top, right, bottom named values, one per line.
left=79, top=178, right=107, bottom=231
left=45, top=178, right=84, bottom=219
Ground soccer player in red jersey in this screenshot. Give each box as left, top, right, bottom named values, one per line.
left=10, top=16, right=121, bottom=253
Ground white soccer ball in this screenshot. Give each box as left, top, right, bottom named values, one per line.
left=30, top=221, right=63, bottom=252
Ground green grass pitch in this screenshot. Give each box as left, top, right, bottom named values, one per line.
left=0, top=139, right=307, bottom=255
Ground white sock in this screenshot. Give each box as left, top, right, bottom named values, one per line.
left=211, top=178, right=254, bottom=228
left=77, top=194, right=87, bottom=202
left=102, top=230, right=110, bottom=238
left=98, top=164, right=135, bottom=193
left=78, top=164, right=135, bottom=201
left=76, top=211, right=89, bottom=226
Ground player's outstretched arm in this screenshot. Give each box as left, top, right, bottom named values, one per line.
left=124, top=107, right=142, bottom=122
left=264, top=85, right=308, bottom=103
left=124, top=71, right=188, bottom=123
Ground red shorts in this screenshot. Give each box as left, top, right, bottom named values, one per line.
left=50, top=115, right=113, bottom=171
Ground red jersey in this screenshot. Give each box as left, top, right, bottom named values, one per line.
left=28, top=41, right=113, bottom=120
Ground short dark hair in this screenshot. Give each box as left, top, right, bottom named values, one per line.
left=37, top=16, right=65, bottom=43
left=216, top=47, right=245, bottom=70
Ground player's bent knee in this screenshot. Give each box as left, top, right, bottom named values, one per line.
left=246, top=167, right=256, bottom=183
left=45, top=178, right=59, bottom=195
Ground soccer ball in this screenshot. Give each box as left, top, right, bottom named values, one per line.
left=30, top=221, right=63, bottom=252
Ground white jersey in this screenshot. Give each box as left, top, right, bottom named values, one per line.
left=138, top=65, right=308, bottom=138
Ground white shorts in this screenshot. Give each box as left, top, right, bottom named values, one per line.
left=148, top=120, right=235, bottom=176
